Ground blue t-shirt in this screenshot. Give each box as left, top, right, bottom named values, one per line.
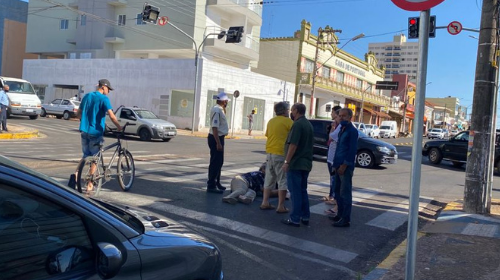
left=79, top=91, right=112, bottom=136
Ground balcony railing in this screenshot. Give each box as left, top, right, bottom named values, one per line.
left=299, top=73, right=391, bottom=107
left=229, top=0, right=262, bottom=16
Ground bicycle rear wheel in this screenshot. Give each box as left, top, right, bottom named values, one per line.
left=77, top=157, right=103, bottom=197
left=117, top=150, right=135, bottom=191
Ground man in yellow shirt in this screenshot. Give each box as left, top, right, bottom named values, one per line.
left=260, top=102, right=293, bottom=213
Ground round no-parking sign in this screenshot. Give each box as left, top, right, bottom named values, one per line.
left=158, top=16, right=168, bottom=26
left=391, top=0, right=446, bottom=11
left=447, top=21, right=462, bottom=35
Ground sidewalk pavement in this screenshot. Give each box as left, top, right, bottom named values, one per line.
left=364, top=199, right=500, bottom=280
left=0, top=124, right=39, bottom=139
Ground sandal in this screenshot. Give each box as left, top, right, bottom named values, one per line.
left=260, top=204, right=276, bottom=210
left=276, top=207, right=289, bottom=214
left=321, top=196, right=333, bottom=201
left=325, top=200, right=337, bottom=205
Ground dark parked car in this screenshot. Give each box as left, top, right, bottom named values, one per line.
left=422, top=130, right=500, bottom=169
left=309, top=119, right=398, bottom=168
left=0, top=156, right=223, bottom=280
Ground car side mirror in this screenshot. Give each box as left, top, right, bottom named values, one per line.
left=96, top=242, right=123, bottom=279
left=129, top=115, right=137, bottom=121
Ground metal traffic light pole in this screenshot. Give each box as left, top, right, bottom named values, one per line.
left=405, top=9, right=431, bottom=280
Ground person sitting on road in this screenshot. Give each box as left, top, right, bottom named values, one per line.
left=222, top=163, right=267, bottom=205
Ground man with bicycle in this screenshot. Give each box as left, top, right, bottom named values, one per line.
left=68, top=79, right=121, bottom=193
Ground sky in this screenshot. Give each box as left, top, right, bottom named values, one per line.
left=260, top=0, right=483, bottom=115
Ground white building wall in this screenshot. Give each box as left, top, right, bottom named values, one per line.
left=23, top=58, right=294, bottom=133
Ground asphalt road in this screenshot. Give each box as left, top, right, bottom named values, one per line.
left=2, top=116, right=499, bottom=280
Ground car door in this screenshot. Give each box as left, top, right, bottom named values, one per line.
left=310, top=120, right=329, bottom=156
left=444, top=131, right=469, bottom=161
left=46, top=99, right=62, bottom=114
left=59, top=99, right=71, bottom=115
left=0, top=172, right=142, bottom=280
left=119, top=108, right=139, bottom=134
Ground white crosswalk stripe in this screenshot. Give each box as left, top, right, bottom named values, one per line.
left=50, top=157, right=433, bottom=233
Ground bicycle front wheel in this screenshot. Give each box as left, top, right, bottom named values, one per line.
left=117, top=150, right=135, bottom=191
left=77, top=157, right=103, bottom=197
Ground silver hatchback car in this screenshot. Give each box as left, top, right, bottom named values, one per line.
left=0, top=156, right=223, bottom=280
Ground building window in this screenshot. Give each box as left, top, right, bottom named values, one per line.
left=356, top=79, right=362, bottom=89
left=60, top=19, right=69, bottom=30
left=136, top=13, right=146, bottom=25
left=80, top=15, right=86, bottom=26
left=118, top=14, right=126, bottom=26
left=336, top=71, right=344, bottom=83
left=322, top=66, right=330, bottom=79
left=304, top=59, right=314, bottom=73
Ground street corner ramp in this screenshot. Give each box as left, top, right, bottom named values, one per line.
left=0, top=125, right=39, bottom=140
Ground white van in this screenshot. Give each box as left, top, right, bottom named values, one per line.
left=0, top=77, right=41, bottom=119
left=379, top=120, right=398, bottom=138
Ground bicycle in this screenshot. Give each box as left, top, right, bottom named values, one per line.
left=76, top=122, right=136, bottom=196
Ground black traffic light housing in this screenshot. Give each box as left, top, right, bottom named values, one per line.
left=225, top=26, right=244, bottom=43
left=408, top=16, right=436, bottom=39
left=142, top=3, right=160, bottom=24
left=408, top=17, right=419, bottom=39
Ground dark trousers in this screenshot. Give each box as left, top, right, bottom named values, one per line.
left=207, top=133, right=225, bottom=189
left=0, top=104, right=7, bottom=131
left=334, top=167, right=354, bottom=223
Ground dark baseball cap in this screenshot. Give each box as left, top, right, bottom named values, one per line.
left=98, top=79, right=114, bottom=91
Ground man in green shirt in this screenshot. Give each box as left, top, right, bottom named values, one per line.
left=281, top=103, right=314, bottom=227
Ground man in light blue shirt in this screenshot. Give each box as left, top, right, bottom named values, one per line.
left=0, top=85, right=10, bottom=132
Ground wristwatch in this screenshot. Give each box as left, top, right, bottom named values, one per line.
left=284, top=160, right=289, bottom=164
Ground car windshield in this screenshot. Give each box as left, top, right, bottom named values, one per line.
left=4, top=81, right=36, bottom=94
left=134, top=110, right=158, bottom=119
left=92, top=199, right=145, bottom=234
left=365, top=125, right=373, bottom=129
left=431, top=129, right=442, bottom=132
left=380, top=126, right=390, bottom=129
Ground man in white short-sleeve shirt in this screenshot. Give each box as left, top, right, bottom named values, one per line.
left=207, top=92, right=230, bottom=194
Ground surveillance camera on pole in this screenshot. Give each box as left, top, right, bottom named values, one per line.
left=142, top=3, right=160, bottom=24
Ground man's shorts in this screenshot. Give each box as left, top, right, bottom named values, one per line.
left=264, top=153, right=287, bottom=190
left=81, top=132, right=103, bottom=158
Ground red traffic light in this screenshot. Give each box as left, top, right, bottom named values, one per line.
left=409, top=18, right=417, bottom=25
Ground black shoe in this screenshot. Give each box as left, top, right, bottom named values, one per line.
left=207, top=188, right=224, bottom=194
left=332, top=218, right=350, bottom=227
left=216, top=184, right=227, bottom=191
left=68, top=174, right=76, bottom=190
left=328, top=215, right=341, bottom=222
left=281, top=218, right=300, bottom=227
left=300, top=219, right=309, bottom=226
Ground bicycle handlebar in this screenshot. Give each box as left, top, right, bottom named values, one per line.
left=106, top=122, right=136, bottom=137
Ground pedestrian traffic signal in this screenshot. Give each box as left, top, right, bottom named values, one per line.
left=408, top=17, right=419, bottom=39
left=142, top=3, right=160, bottom=24
left=225, top=26, right=244, bottom=43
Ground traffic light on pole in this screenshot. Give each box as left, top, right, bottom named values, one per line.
left=142, top=3, right=160, bottom=24
left=429, top=16, right=436, bottom=38
left=225, top=26, right=244, bottom=43
left=408, top=17, right=419, bottom=39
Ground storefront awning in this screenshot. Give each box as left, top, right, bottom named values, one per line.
left=363, top=108, right=377, bottom=116
left=377, top=111, right=392, bottom=119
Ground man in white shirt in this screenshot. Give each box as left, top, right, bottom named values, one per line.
left=207, top=92, right=230, bottom=194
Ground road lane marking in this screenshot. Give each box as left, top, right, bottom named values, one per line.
left=145, top=201, right=358, bottom=263
left=309, top=186, right=380, bottom=216
left=186, top=222, right=357, bottom=278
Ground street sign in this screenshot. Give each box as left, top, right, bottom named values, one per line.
left=375, top=81, right=399, bottom=90
left=391, top=0, right=445, bottom=11
left=447, top=21, right=462, bottom=35
left=158, top=16, right=168, bottom=26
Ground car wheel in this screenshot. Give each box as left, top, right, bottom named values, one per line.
left=452, top=161, right=464, bottom=168
left=40, top=108, right=47, bottom=117
left=356, top=150, right=375, bottom=168
left=139, top=128, right=152, bottom=141
left=63, top=111, right=71, bottom=120
left=428, top=148, right=443, bottom=164
left=29, top=115, right=38, bottom=120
